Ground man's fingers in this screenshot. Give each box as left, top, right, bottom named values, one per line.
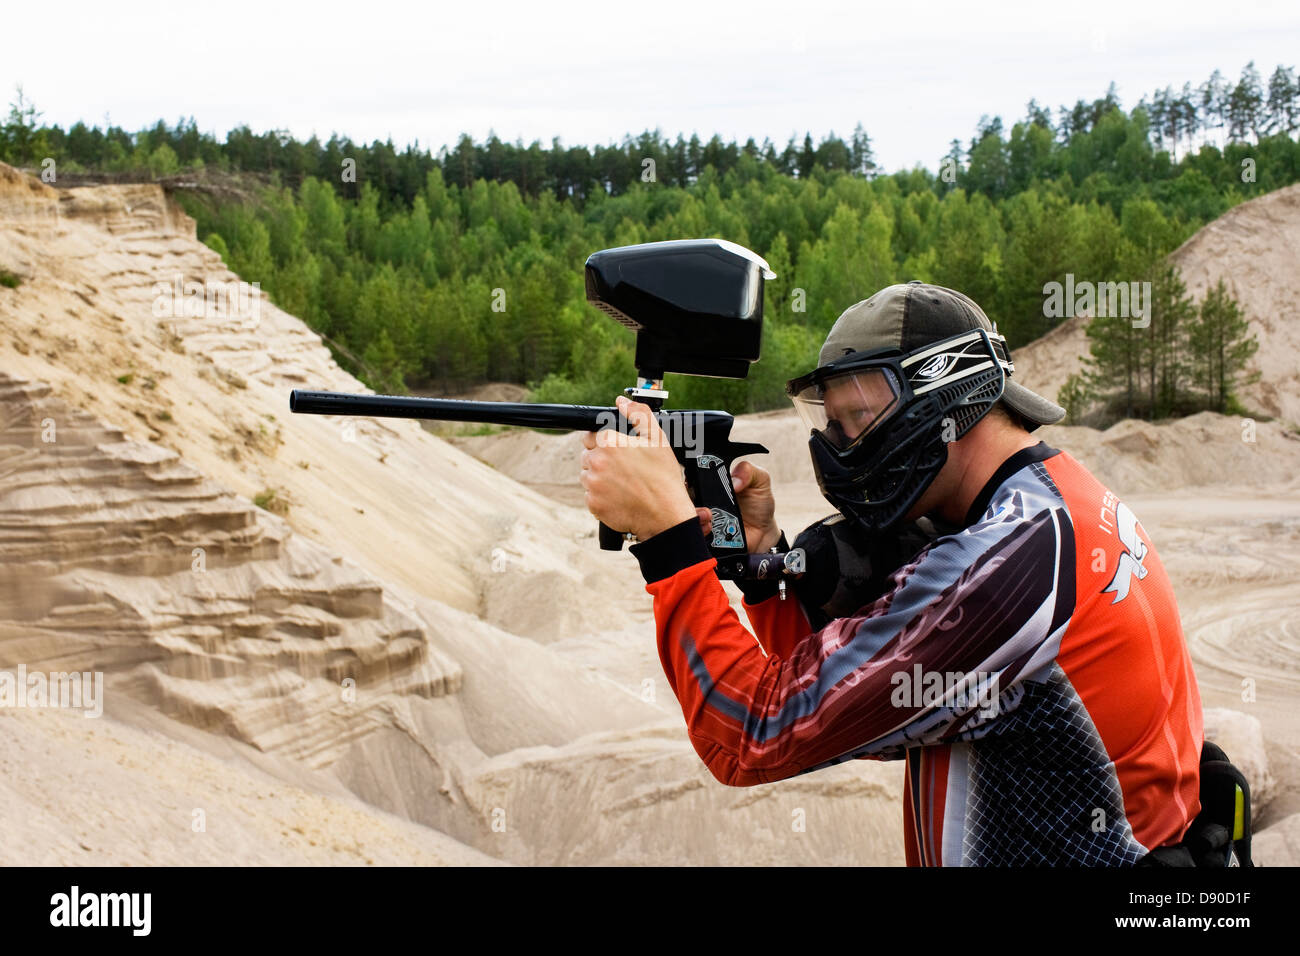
left=616, top=394, right=661, bottom=443
left=696, top=507, right=711, bottom=537
left=581, top=430, right=597, bottom=450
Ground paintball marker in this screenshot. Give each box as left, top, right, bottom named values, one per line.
left=289, top=238, right=807, bottom=589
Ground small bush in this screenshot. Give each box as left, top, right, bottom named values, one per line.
left=253, top=488, right=289, bottom=515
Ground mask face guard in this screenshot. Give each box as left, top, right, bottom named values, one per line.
left=787, top=327, right=1013, bottom=536
left=786, top=361, right=905, bottom=453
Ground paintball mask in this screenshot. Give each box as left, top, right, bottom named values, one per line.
left=786, top=281, right=1057, bottom=537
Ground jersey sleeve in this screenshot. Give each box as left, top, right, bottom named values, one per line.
left=628, top=495, right=1076, bottom=787
left=742, top=591, right=813, bottom=660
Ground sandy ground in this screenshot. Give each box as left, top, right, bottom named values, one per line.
left=0, top=705, right=502, bottom=866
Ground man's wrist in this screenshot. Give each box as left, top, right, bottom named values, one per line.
left=633, top=496, right=699, bottom=542
left=751, top=523, right=782, bottom=555
left=628, top=516, right=712, bottom=583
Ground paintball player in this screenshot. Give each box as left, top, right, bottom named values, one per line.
left=580, top=281, right=1205, bottom=866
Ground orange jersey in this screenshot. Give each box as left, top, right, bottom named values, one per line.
left=629, top=443, right=1203, bottom=865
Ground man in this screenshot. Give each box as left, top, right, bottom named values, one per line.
left=581, top=281, right=1203, bottom=866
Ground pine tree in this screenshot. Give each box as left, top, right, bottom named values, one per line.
left=1266, top=65, right=1300, bottom=135
left=1144, top=263, right=1195, bottom=418
left=798, top=134, right=815, bottom=179
left=762, top=233, right=795, bottom=324
left=1188, top=279, right=1258, bottom=412
left=1227, top=62, right=1265, bottom=142
left=937, top=139, right=964, bottom=195
left=1, top=85, right=50, bottom=166
left=850, top=123, right=877, bottom=178
left=362, top=329, right=406, bottom=394
left=1081, top=305, right=1144, bottom=420
left=1199, top=69, right=1230, bottom=147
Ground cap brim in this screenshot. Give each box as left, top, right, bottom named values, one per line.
left=1003, top=380, right=1066, bottom=430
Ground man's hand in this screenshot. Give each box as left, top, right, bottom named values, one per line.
left=689, top=460, right=780, bottom=553
left=709, top=459, right=781, bottom=554
left=580, top=395, right=697, bottom=541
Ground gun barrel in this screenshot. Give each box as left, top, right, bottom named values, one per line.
left=289, top=390, right=612, bottom=431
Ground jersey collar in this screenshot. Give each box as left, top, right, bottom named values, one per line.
left=961, top=442, right=1061, bottom=528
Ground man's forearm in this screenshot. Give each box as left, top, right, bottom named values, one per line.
left=630, top=519, right=804, bottom=785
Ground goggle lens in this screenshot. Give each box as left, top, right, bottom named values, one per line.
left=789, top=367, right=902, bottom=451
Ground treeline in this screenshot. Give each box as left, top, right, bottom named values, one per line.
left=0, top=65, right=1286, bottom=421
left=3, top=62, right=1298, bottom=211
left=173, top=157, right=1263, bottom=420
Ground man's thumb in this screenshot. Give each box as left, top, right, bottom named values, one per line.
left=733, top=460, right=770, bottom=494
left=732, top=459, right=753, bottom=491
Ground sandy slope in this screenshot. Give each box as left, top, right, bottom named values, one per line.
left=1170, top=183, right=1300, bottom=426
left=0, top=706, right=502, bottom=866
left=0, top=165, right=593, bottom=616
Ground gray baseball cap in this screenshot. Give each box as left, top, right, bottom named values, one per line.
left=818, top=281, right=1065, bottom=430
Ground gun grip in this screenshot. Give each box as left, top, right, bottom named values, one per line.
left=688, top=454, right=749, bottom=577
left=598, top=521, right=625, bottom=551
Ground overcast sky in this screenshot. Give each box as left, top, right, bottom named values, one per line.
left=6, top=0, right=1299, bottom=173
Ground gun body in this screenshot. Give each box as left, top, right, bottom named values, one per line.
left=289, top=390, right=768, bottom=579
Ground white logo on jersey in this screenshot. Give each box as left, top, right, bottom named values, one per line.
left=1102, top=501, right=1148, bottom=603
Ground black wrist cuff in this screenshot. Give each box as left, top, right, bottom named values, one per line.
left=735, top=532, right=790, bottom=605
left=629, top=517, right=712, bottom=584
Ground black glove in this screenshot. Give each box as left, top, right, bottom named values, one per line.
left=789, top=513, right=952, bottom=629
